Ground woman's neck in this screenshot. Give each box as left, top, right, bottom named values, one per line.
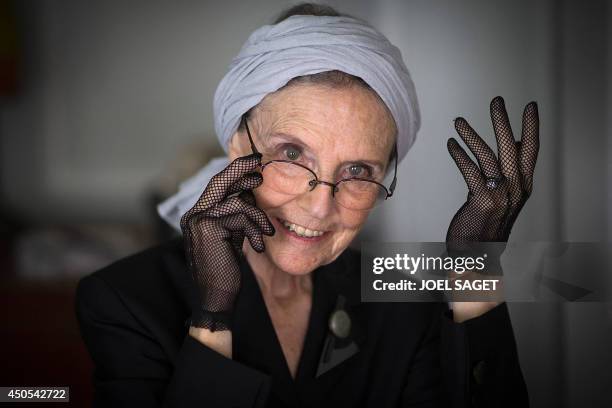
left=243, top=245, right=312, bottom=300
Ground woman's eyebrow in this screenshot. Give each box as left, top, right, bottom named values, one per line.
left=268, top=132, right=311, bottom=149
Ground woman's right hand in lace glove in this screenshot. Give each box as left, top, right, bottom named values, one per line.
left=180, top=153, right=275, bottom=334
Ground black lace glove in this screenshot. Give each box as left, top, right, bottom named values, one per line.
left=446, top=96, right=539, bottom=273
left=179, top=153, right=275, bottom=331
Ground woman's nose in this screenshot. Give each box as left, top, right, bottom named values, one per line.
left=296, top=181, right=336, bottom=219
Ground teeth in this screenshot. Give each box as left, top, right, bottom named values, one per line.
left=281, top=219, right=325, bottom=237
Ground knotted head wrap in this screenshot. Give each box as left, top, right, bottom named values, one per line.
left=158, top=14, right=421, bottom=232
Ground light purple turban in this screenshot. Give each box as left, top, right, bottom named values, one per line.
left=158, top=14, right=421, bottom=232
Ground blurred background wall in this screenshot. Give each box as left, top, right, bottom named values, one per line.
left=0, top=0, right=609, bottom=406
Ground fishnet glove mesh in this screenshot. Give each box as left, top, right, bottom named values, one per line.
left=180, top=153, right=275, bottom=331
left=446, top=97, right=539, bottom=271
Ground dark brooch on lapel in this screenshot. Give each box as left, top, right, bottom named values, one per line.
left=316, top=294, right=360, bottom=377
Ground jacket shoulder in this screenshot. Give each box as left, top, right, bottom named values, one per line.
left=87, top=236, right=184, bottom=284
left=75, top=236, right=190, bottom=348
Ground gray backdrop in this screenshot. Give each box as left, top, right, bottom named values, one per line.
left=1, top=1, right=610, bottom=406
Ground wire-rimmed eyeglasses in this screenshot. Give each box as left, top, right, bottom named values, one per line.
left=242, top=114, right=398, bottom=210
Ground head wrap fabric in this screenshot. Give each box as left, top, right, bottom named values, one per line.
left=158, top=14, right=420, bottom=232
left=215, top=14, right=420, bottom=161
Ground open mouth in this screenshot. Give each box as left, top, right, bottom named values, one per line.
left=275, top=217, right=329, bottom=241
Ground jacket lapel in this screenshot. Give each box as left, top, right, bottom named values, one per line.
left=311, top=249, right=365, bottom=379
left=314, top=295, right=360, bottom=377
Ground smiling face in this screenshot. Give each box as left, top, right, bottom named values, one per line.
left=228, top=81, right=396, bottom=275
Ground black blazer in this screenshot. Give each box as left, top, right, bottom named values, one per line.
left=75, top=237, right=528, bottom=407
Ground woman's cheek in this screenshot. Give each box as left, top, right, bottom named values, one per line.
left=338, top=207, right=370, bottom=231
left=253, top=184, right=295, bottom=210
left=325, top=209, right=369, bottom=256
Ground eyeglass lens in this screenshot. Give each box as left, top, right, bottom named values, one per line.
left=260, top=161, right=387, bottom=210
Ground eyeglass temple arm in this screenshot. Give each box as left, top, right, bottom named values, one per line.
left=388, top=143, right=398, bottom=196
left=242, top=115, right=260, bottom=155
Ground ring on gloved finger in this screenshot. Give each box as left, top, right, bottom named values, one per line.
left=485, top=176, right=504, bottom=190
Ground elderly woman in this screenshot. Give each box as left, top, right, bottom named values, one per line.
left=76, top=4, right=537, bottom=407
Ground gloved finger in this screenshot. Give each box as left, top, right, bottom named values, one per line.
left=490, top=96, right=520, bottom=179
left=238, top=190, right=274, bottom=236
left=186, top=172, right=262, bottom=227
left=230, top=230, right=245, bottom=255
left=454, top=117, right=502, bottom=179
left=226, top=172, right=263, bottom=196
left=199, top=153, right=263, bottom=207
left=244, top=223, right=266, bottom=253
left=180, top=207, right=212, bottom=235
left=206, top=195, right=275, bottom=236
left=219, top=213, right=266, bottom=253
left=239, top=189, right=256, bottom=206
left=244, top=204, right=275, bottom=236
left=447, top=138, right=487, bottom=193
left=518, top=101, right=539, bottom=195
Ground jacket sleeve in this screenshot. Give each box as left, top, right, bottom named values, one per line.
left=75, top=274, right=271, bottom=408
left=400, top=302, right=528, bottom=408
left=439, top=302, right=529, bottom=408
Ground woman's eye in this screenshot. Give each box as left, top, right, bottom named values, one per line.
left=283, top=146, right=301, bottom=161
left=347, top=164, right=371, bottom=178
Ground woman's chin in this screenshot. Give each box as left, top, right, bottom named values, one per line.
left=267, top=247, right=324, bottom=275
left=277, top=256, right=320, bottom=275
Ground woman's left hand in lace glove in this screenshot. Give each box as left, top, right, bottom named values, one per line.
left=446, top=96, right=540, bottom=244
left=445, top=96, right=539, bottom=320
